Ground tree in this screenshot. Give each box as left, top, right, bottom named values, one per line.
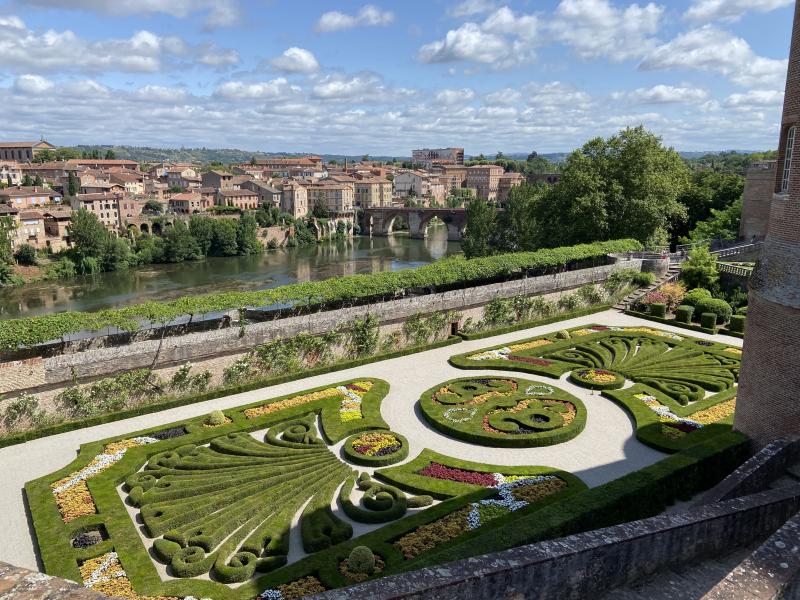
left=495, top=183, right=545, bottom=253
left=312, top=204, right=329, bottom=219
left=104, top=149, right=116, bottom=160
left=162, top=220, right=201, bottom=262
left=0, top=216, right=17, bottom=275
left=21, top=174, right=33, bottom=187
left=144, top=200, right=164, bottom=213
left=211, top=218, right=239, bottom=256
left=14, top=244, right=37, bottom=266
left=250, top=156, right=257, bottom=166
left=32, top=175, right=43, bottom=187
left=68, top=209, right=109, bottom=261
left=538, top=126, right=690, bottom=248
left=236, top=213, right=262, bottom=255
left=680, top=246, right=719, bottom=291
left=101, top=235, right=132, bottom=271
left=673, top=170, right=744, bottom=243
left=685, top=197, right=742, bottom=243
left=496, top=151, right=504, bottom=160
left=189, top=216, right=214, bottom=256
left=67, top=172, right=78, bottom=197
left=462, top=199, right=496, bottom=258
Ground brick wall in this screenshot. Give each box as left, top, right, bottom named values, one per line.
left=739, top=162, right=776, bottom=241
left=735, top=0, right=800, bottom=446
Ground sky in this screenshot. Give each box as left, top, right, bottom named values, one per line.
left=0, top=0, right=794, bottom=155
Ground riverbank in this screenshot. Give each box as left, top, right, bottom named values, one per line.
left=0, top=230, right=459, bottom=319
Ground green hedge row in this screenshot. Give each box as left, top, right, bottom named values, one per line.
left=603, top=384, right=738, bottom=453
left=407, top=431, right=750, bottom=571
left=339, top=474, right=410, bottom=524
left=0, top=240, right=641, bottom=352
left=457, top=304, right=613, bottom=341
left=0, top=336, right=460, bottom=449
left=418, top=377, right=587, bottom=448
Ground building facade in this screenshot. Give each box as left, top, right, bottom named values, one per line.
left=307, top=182, right=354, bottom=213
left=466, top=165, right=504, bottom=201
left=0, top=186, right=62, bottom=208
left=739, top=161, right=778, bottom=241
left=735, top=1, right=800, bottom=446
left=412, top=147, right=464, bottom=168
left=70, top=193, right=122, bottom=231
left=0, top=141, right=56, bottom=162
left=354, top=177, right=393, bottom=208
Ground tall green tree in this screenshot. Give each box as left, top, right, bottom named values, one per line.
left=674, top=170, right=744, bottom=243
left=68, top=209, right=109, bottom=261
left=685, top=197, right=743, bottom=243
left=462, top=199, right=496, bottom=258
left=495, top=182, right=546, bottom=253
left=162, top=220, right=201, bottom=262
left=67, top=172, right=78, bottom=197
left=189, top=216, right=214, bottom=255
left=236, top=213, right=262, bottom=255
left=211, top=218, right=239, bottom=256
left=680, top=246, right=719, bottom=290
left=539, top=126, right=690, bottom=248
left=104, top=149, right=116, bottom=160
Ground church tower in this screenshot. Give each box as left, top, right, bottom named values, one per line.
left=735, top=0, right=800, bottom=445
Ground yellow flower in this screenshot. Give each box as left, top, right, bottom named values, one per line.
left=508, top=339, right=553, bottom=352
left=724, top=347, right=742, bottom=355
left=244, top=387, right=342, bottom=418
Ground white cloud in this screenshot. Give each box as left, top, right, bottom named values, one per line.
left=134, top=85, right=188, bottom=103
left=311, top=72, right=385, bottom=100
left=549, top=0, right=663, bottom=62
left=435, top=88, right=475, bottom=104
left=485, top=88, right=523, bottom=105
left=616, top=84, right=709, bottom=104
left=198, top=48, right=240, bottom=68
left=724, top=90, right=785, bottom=108
left=13, top=74, right=54, bottom=94
left=270, top=47, right=320, bottom=74
left=685, top=0, right=793, bottom=23
left=0, top=17, right=239, bottom=73
left=316, top=5, right=394, bottom=32
left=23, top=0, right=242, bottom=29
left=214, top=78, right=300, bottom=100
left=447, top=0, right=497, bottom=18
left=639, top=26, right=788, bottom=88
left=418, top=22, right=510, bottom=64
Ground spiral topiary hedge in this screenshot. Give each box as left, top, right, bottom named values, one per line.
left=342, top=431, right=409, bottom=467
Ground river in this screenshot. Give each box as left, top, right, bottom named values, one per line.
left=0, top=227, right=460, bottom=319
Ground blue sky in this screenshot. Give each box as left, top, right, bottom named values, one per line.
left=0, top=0, right=794, bottom=155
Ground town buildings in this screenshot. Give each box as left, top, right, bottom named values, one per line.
left=0, top=186, right=62, bottom=208
left=0, top=161, right=23, bottom=186
left=0, top=140, right=56, bottom=162
left=466, top=164, right=505, bottom=202
left=412, top=147, right=464, bottom=168
left=354, top=177, right=393, bottom=208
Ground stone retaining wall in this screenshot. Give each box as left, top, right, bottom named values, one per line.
left=0, top=258, right=641, bottom=395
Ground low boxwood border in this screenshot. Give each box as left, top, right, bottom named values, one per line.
left=418, top=377, right=587, bottom=448
left=626, top=310, right=745, bottom=339
left=458, top=304, right=612, bottom=341
left=569, top=368, right=625, bottom=390
left=342, top=431, right=409, bottom=467
left=602, top=384, right=738, bottom=453
left=1, top=336, right=462, bottom=449
left=405, top=431, right=750, bottom=572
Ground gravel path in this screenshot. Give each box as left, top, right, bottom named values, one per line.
left=0, top=310, right=744, bottom=572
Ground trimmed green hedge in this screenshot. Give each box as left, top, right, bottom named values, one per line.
left=729, top=315, right=746, bottom=334
left=624, top=310, right=717, bottom=335
left=418, top=377, right=587, bottom=448
left=408, top=431, right=750, bottom=571
left=700, top=312, right=718, bottom=329
left=342, top=431, right=409, bottom=467
left=0, top=335, right=461, bottom=449
left=569, top=368, right=625, bottom=390
left=0, top=240, right=641, bottom=353
left=675, top=305, right=694, bottom=323
left=650, top=303, right=667, bottom=318
left=458, top=304, right=612, bottom=341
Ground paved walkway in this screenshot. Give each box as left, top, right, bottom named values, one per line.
left=0, top=310, right=744, bottom=572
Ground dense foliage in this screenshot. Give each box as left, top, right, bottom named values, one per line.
left=0, top=239, right=640, bottom=352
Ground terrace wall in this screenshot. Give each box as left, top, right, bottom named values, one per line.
left=0, top=258, right=641, bottom=395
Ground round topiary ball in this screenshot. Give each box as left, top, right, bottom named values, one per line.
left=205, top=409, right=226, bottom=426
left=347, top=546, right=376, bottom=575
left=555, top=329, right=571, bottom=340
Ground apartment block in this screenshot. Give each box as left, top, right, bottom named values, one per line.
left=466, top=165, right=505, bottom=201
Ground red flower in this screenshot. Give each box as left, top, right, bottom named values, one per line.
left=417, top=462, right=497, bottom=486
left=509, top=355, right=552, bottom=366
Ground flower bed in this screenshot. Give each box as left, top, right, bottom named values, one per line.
left=343, top=431, right=409, bottom=467
left=52, top=436, right=158, bottom=522
left=243, top=380, right=374, bottom=423
left=419, top=377, right=586, bottom=447
left=79, top=552, right=181, bottom=600
left=570, top=368, right=625, bottom=390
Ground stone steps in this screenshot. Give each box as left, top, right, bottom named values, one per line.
left=613, top=267, right=681, bottom=311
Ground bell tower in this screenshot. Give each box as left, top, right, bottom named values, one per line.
left=735, top=0, right=800, bottom=445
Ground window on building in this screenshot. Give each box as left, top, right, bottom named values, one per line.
left=782, top=126, right=796, bottom=193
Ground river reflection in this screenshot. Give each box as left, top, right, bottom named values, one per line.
left=0, top=228, right=460, bottom=319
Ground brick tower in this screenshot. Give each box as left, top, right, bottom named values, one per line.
left=734, top=0, right=800, bottom=446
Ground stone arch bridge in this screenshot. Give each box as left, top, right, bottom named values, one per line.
left=361, top=207, right=469, bottom=241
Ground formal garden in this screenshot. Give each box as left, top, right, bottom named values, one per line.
left=26, top=322, right=748, bottom=600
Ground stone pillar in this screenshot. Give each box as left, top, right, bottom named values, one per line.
left=735, top=1, right=800, bottom=446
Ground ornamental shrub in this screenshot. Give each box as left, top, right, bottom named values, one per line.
left=700, top=312, right=717, bottom=329
left=205, top=410, right=226, bottom=426
left=695, top=298, right=732, bottom=324
left=675, top=305, right=694, bottom=323
left=659, top=282, right=687, bottom=311
left=682, top=288, right=712, bottom=308
left=555, top=329, right=571, bottom=340
left=347, top=546, right=375, bottom=575
left=14, top=244, right=37, bottom=266
left=408, top=495, right=434, bottom=508
left=632, top=271, right=655, bottom=286
left=642, top=291, right=667, bottom=306
left=729, top=315, right=746, bottom=333
left=736, top=306, right=748, bottom=315
left=650, top=303, right=667, bottom=318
